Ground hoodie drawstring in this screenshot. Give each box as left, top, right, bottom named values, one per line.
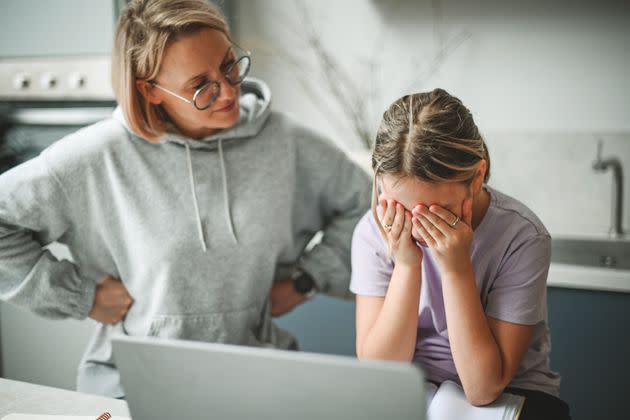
left=185, top=141, right=208, bottom=252
left=184, top=139, right=238, bottom=252
left=218, top=139, right=238, bottom=244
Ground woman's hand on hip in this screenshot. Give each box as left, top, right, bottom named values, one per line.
left=270, top=278, right=308, bottom=317
left=380, top=199, right=422, bottom=267
left=89, top=274, right=134, bottom=325
left=411, top=198, right=474, bottom=276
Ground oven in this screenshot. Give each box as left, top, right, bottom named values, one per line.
left=0, top=103, right=116, bottom=174
left=0, top=0, right=126, bottom=174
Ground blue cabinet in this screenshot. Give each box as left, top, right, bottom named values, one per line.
left=547, top=287, right=630, bottom=420
left=275, top=295, right=357, bottom=357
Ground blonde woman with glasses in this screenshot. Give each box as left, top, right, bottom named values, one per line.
left=0, top=0, right=370, bottom=398
left=351, top=89, right=570, bottom=419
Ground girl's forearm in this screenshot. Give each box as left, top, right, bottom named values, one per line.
left=359, top=262, right=422, bottom=362
left=441, top=266, right=504, bottom=405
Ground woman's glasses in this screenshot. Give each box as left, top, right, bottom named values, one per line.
left=150, top=44, right=251, bottom=111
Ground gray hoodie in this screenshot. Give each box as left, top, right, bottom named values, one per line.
left=0, top=78, right=371, bottom=397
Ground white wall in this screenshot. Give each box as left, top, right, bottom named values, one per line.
left=233, top=0, right=630, bottom=236
left=485, top=133, right=630, bottom=237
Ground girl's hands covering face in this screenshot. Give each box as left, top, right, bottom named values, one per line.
left=379, top=198, right=423, bottom=267
left=411, top=198, right=474, bottom=276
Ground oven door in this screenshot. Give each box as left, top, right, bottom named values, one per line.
left=0, top=102, right=115, bottom=174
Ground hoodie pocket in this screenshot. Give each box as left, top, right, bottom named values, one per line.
left=146, top=304, right=263, bottom=346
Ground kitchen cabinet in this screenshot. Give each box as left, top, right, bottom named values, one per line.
left=547, top=286, right=630, bottom=420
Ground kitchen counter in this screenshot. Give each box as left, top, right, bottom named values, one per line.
left=0, top=378, right=129, bottom=418
left=547, top=262, right=630, bottom=293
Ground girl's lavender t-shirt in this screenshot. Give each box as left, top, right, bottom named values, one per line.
left=350, top=186, right=561, bottom=397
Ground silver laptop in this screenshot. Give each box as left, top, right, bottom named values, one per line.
left=112, top=335, right=426, bottom=420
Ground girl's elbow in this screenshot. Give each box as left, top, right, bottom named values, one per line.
left=466, top=392, right=500, bottom=407
left=463, top=383, right=504, bottom=407
left=463, top=361, right=511, bottom=405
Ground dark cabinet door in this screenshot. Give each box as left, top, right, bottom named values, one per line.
left=547, top=287, right=630, bottom=420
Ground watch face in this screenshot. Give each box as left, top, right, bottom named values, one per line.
left=294, top=273, right=315, bottom=294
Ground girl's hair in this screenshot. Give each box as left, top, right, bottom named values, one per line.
left=112, top=0, right=231, bottom=141
left=371, top=88, right=491, bottom=241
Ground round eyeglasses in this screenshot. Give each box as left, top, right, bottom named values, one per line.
left=150, top=47, right=251, bottom=111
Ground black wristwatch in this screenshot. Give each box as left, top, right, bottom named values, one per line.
left=292, top=269, right=317, bottom=299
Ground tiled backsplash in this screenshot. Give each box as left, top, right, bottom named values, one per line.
left=484, top=132, right=629, bottom=238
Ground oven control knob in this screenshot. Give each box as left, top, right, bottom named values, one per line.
left=13, top=73, right=31, bottom=90
left=40, top=73, right=58, bottom=89
left=68, top=73, right=86, bottom=90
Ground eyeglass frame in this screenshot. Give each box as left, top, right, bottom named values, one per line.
left=148, top=45, right=251, bottom=111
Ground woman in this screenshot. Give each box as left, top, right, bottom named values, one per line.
left=0, top=0, right=370, bottom=397
left=351, top=89, right=570, bottom=419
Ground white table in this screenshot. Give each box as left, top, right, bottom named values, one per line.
left=0, top=378, right=130, bottom=418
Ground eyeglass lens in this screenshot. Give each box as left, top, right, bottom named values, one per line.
left=193, top=54, right=251, bottom=110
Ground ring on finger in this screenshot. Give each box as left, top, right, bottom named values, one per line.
left=449, top=215, right=461, bottom=228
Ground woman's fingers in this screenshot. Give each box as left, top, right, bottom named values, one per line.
left=390, top=203, right=405, bottom=238
left=378, top=198, right=385, bottom=220
left=428, top=205, right=460, bottom=229
left=382, top=199, right=396, bottom=227
left=413, top=217, right=436, bottom=247
left=411, top=207, right=423, bottom=241
left=411, top=217, right=421, bottom=241
left=414, top=206, right=449, bottom=237
left=418, top=212, right=445, bottom=242
left=462, top=198, right=473, bottom=226
left=403, top=211, right=412, bottom=234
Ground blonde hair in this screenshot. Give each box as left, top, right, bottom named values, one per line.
left=371, top=88, right=491, bottom=241
left=112, top=0, right=231, bottom=141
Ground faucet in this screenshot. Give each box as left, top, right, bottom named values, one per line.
left=592, top=139, right=625, bottom=237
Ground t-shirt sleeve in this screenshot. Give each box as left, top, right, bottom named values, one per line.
left=485, top=234, right=551, bottom=325
left=349, top=211, right=394, bottom=296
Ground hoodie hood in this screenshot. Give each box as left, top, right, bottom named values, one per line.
left=112, top=77, right=272, bottom=147
left=112, top=77, right=272, bottom=251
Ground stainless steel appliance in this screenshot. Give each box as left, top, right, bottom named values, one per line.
left=0, top=0, right=125, bottom=102
left=0, top=0, right=126, bottom=174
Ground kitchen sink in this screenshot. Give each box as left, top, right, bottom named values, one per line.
left=551, top=237, right=630, bottom=270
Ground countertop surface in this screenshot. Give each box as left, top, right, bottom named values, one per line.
left=548, top=262, right=630, bottom=293
left=0, top=378, right=129, bottom=418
